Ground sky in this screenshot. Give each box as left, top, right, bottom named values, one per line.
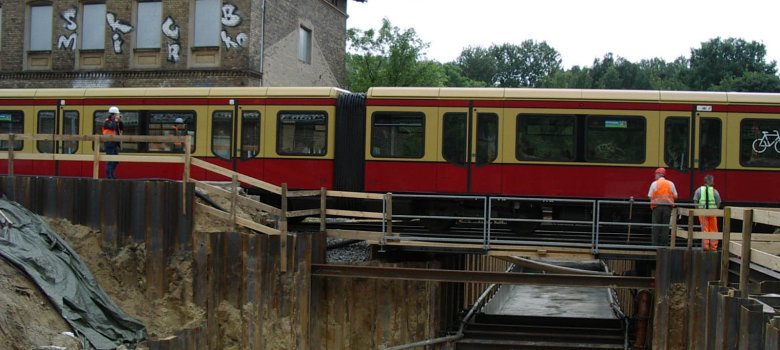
left=346, top=0, right=780, bottom=69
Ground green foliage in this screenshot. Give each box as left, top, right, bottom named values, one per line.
left=688, top=38, right=778, bottom=91
left=346, top=18, right=445, bottom=92
left=345, top=19, right=780, bottom=93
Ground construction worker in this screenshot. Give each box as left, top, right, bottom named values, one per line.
left=172, top=117, right=186, bottom=152
left=693, top=175, right=722, bottom=250
left=102, top=106, right=122, bottom=179
left=647, top=167, right=678, bottom=246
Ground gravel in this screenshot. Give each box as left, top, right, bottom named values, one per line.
left=326, top=238, right=370, bottom=263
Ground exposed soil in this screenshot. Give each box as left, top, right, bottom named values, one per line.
left=0, top=215, right=211, bottom=350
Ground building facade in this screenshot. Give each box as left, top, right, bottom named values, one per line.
left=0, top=0, right=353, bottom=88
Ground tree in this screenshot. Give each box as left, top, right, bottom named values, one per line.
left=491, top=41, right=562, bottom=87
left=454, top=46, right=497, bottom=86
left=589, top=53, right=652, bottom=89
left=441, top=62, right=488, bottom=87
left=346, top=18, right=445, bottom=91
left=688, top=37, right=778, bottom=91
left=638, top=57, right=690, bottom=90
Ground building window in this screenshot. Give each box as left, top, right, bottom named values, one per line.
left=136, top=1, right=162, bottom=49
left=82, top=3, right=106, bottom=50
left=194, top=0, right=220, bottom=47
left=29, top=5, right=53, bottom=51
left=298, top=26, right=312, bottom=63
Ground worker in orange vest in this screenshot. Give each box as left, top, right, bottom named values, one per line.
left=102, top=106, right=122, bottom=179
left=647, top=168, right=678, bottom=246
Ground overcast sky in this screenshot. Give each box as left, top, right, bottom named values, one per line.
left=346, top=0, right=780, bottom=69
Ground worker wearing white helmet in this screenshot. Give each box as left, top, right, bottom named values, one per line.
left=102, top=106, right=123, bottom=179
left=172, top=117, right=187, bottom=152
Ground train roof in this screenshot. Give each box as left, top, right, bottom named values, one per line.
left=0, top=87, right=346, bottom=99
left=366, top=87, right=780, bottom=104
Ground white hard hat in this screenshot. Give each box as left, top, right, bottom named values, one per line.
left=175, top=118, right=184, bottom=123
left=108, top=106, right=120, bottom=114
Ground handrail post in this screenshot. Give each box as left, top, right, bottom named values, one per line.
left=319, top=187, right=326, bottom=233
left=182, top=135, right=191, bottom=215
left=280, top=183, right=288, bottom=273
left=687, top=209, right=694, bottom=249
left=385, top=192, right=393, bottom=237
left=230, top=174, right=238, bottom=232
left=740, top=209, right=753, bottom=298
left=720, top=207, right=731, bottom=286
left=7, top=134, right=14, bottom=177
left=92, top=135, right=100, bottom=179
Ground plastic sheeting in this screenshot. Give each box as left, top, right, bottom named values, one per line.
left=0, top=198, right=146, bottom=349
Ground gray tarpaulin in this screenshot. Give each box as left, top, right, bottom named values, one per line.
left=0, top=198, right=146, bottom=349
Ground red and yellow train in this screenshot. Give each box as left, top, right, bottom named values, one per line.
left=1, top=87, right=779, bottom=230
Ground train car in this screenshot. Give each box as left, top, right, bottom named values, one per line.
left=0, top=87, right=343, bottom=190
left=1, top=86, right=780, bottom=232
left=341, top=87, right=780, bottom=231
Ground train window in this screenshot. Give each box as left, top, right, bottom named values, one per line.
left=664, top=117, right=689, bottom=170
left=698, top=118, right=722, bottom=170
left=36, top=110, right=80, bottom=154
left=442, top=113, right=466, bottom=165
left=212, top=111, right=233, bottom=160
left=276, top=111, right=327, bottom=156
left=371, top=112, right=425, bottom=158
left=516, top=114, right=575, bottom=161
left=37, top=110, right=56, bottom=153
left=0, top=110, right=24, bottom=151
left=585, top=116, right=646, bottom=164
left=475, top=113, right=498, bottom=165
left=147, top=111, right=196, bottom=153
left=241, top=110, right=260, bottom=160
left=740, top=118, right=780, bottom=167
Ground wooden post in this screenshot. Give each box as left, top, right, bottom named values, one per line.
left=319, top=187, right=326, bottom=233
left=280, top=183, right=288, bottom=273
left=230, top=174, right=238, bottom=232
left=182, top=136, right=191, bottom=215
left=7, top=134, right=14, bottom=177
left=720, top=207, right=731, bottom=286
left=670, top=207, right=678, bottom=248
left=92, top=135, right=100, bottom=179
left=687, top=209, right=695, bottom=249
left=739, top=209, right=753, bottom=298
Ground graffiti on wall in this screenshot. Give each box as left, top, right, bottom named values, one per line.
left=220, top=3, right=247, bottom=49
left=162, top=16, right=181, bottom=63
left=57, top=7, right=78, bottom=50
left=106, top=13, right=134, bottom=54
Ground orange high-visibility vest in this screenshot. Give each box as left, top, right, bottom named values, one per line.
left=650, top=178, right=675, bottom=208
left=102, top=118, right=116, bottom=135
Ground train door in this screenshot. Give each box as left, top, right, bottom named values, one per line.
left=693, top=106, right=725, bottom=198
left=207, top=102, right=265, bottom=180
left=32, top=102, right=82, bottom=176
left=439, top=103, right=501, bottom=193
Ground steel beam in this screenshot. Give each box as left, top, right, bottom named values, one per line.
left=311, top=264, right=653, bottom=289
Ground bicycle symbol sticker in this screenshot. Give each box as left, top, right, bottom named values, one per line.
left=752, top=129, right=780, bottom=153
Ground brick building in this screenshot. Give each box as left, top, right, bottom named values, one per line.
left=0, top=0, right=358, bottom=88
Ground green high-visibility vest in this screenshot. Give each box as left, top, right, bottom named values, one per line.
left=698, top=186, right=716, bottom=209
